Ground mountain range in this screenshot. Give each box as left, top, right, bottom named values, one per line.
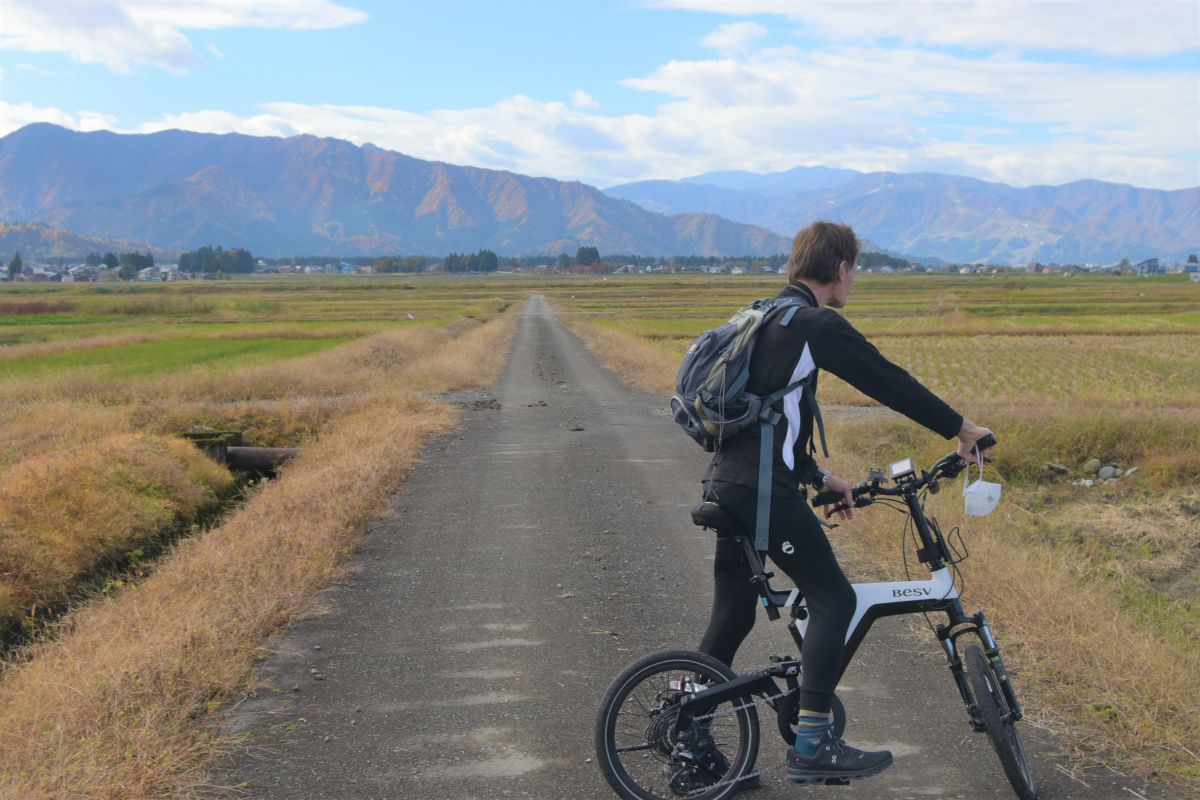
left=0, top=124, right=787, bottom=259
left=606, top=168, right=1199, bottom=265
left=2, top=123, right=1195, bottom=264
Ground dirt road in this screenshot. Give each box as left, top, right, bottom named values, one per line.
left=221, top=296, right=1169, bottom=800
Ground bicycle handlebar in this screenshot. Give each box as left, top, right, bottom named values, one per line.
left=811, top=433, right=997, bottom=509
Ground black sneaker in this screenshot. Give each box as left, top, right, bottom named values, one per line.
left=786, top=732, right=893, bottom=784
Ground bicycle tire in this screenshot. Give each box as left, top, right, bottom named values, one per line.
left=964, top=644, right=1038, bottom=800
left=595, top=649, right=760, bottom=800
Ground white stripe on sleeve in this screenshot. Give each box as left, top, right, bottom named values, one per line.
left=781, top=343, right=816, bottom=471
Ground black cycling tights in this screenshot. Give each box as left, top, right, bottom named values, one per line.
left=697, top=481, right=856, bottom=715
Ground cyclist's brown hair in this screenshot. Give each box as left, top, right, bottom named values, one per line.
left=786, top=221, right=859, bottom=285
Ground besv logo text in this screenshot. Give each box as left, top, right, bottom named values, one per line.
left=892, top=587, right=933, bottom=598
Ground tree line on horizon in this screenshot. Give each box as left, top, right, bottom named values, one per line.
left=7, top=243, right=928, bottom=279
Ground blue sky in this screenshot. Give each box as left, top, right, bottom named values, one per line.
left=2, top=1, right=1198, bottom=190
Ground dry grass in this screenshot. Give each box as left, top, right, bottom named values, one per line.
left=0, top=401, right=139, bottom=471
left=0, top=434, right=233, bottom=629
left=0, top=310, right=517, bottom=799
left=0, top=317, right=498, bottom=633
left=558, top=311, right=676, bottom=395
left=0, top=300, right=79, bottom=315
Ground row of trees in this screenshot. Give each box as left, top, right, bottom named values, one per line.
left=178, top=245, right=254, bottom=274
left=372, top=246, right=601, bottom=273
left=444, top=250, right=500, bottom=272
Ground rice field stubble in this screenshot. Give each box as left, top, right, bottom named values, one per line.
left=551, top=272, right=1200, bottom=793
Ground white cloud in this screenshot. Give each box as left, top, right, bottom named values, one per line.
left=110, top=36, right=1191, bottom=191
left=654, top=0, right=1199, bottom=56
left=140, top=109, right=298, bottom=138
left=127, top=0, right=368, bottom=30
left=571, top=90, right=600, bottom=110
left=0, top=1, right=368, bottom=73
left=701, top=21, right=768, bottom=55
left=0, top=102, right=118, bottom=135
left=207, top=42, right=225, bottom=58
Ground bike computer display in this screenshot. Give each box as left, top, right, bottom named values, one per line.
left=887, top=457, right=916, bottom=480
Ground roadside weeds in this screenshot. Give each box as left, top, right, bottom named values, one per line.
left=0, top=311, right=518, bottom=800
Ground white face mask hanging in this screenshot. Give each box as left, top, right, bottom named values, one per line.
left=962, top=450, right=1002, bottom=517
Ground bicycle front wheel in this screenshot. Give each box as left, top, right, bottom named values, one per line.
left=594, top=649, right=760, bottom=800
left=964, top=644, right=1038, bottom=800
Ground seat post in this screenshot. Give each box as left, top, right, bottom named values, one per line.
left=736, top=535, right=782, bottom=620
left=689, top=501, right=785, bottom=619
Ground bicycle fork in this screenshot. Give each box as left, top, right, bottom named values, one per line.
left=936, top=609, right=1025, bottom=730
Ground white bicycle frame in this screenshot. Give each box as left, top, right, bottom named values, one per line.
left=784, top=567, right=960, bottom=679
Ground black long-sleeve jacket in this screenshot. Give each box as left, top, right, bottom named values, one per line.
left=703, top=282, right=963, bottom=496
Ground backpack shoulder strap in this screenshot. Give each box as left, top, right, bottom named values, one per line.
left=755, top=411, right=781, bottom=552
left=750, top=291, right=830, bottom=551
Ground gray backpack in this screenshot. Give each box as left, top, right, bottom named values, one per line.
left=670, top=295, right=828, bottom=551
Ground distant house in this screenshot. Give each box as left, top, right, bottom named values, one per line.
left=137, top=267, right=161, bottom=281
left=1135, top=258, right=1164, bottom=276
left=68, top=265, right=100, bottom=282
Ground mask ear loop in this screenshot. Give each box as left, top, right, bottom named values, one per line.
left=963, top=444, right=979, bottom=497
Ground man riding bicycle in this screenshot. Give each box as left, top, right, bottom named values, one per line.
left=697, top=221, right=994, bottom=786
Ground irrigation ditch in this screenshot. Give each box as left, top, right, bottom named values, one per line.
left=0, top=428, right=299, bottom=657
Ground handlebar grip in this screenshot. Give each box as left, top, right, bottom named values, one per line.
left=975, top=433, right=997, bottom=451
left=810, top=490, right=846, bottom=507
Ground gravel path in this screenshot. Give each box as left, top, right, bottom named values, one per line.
left=218, top=295, right=1171, bottom=800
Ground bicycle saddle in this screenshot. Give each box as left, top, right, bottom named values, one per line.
left=690, top=501, right=750, bottom=538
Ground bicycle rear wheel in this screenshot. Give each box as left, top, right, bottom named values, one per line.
left=594, top=650, right=760, bottom=800
left=964, top=644, right=1038, bottom=800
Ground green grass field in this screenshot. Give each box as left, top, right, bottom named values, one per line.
left=0, top=335, right=356, bottom=381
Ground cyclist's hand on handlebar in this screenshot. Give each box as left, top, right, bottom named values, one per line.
left=820, top=474, right=855, bottom=521
left=956, top=420, right=995, bottom=464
